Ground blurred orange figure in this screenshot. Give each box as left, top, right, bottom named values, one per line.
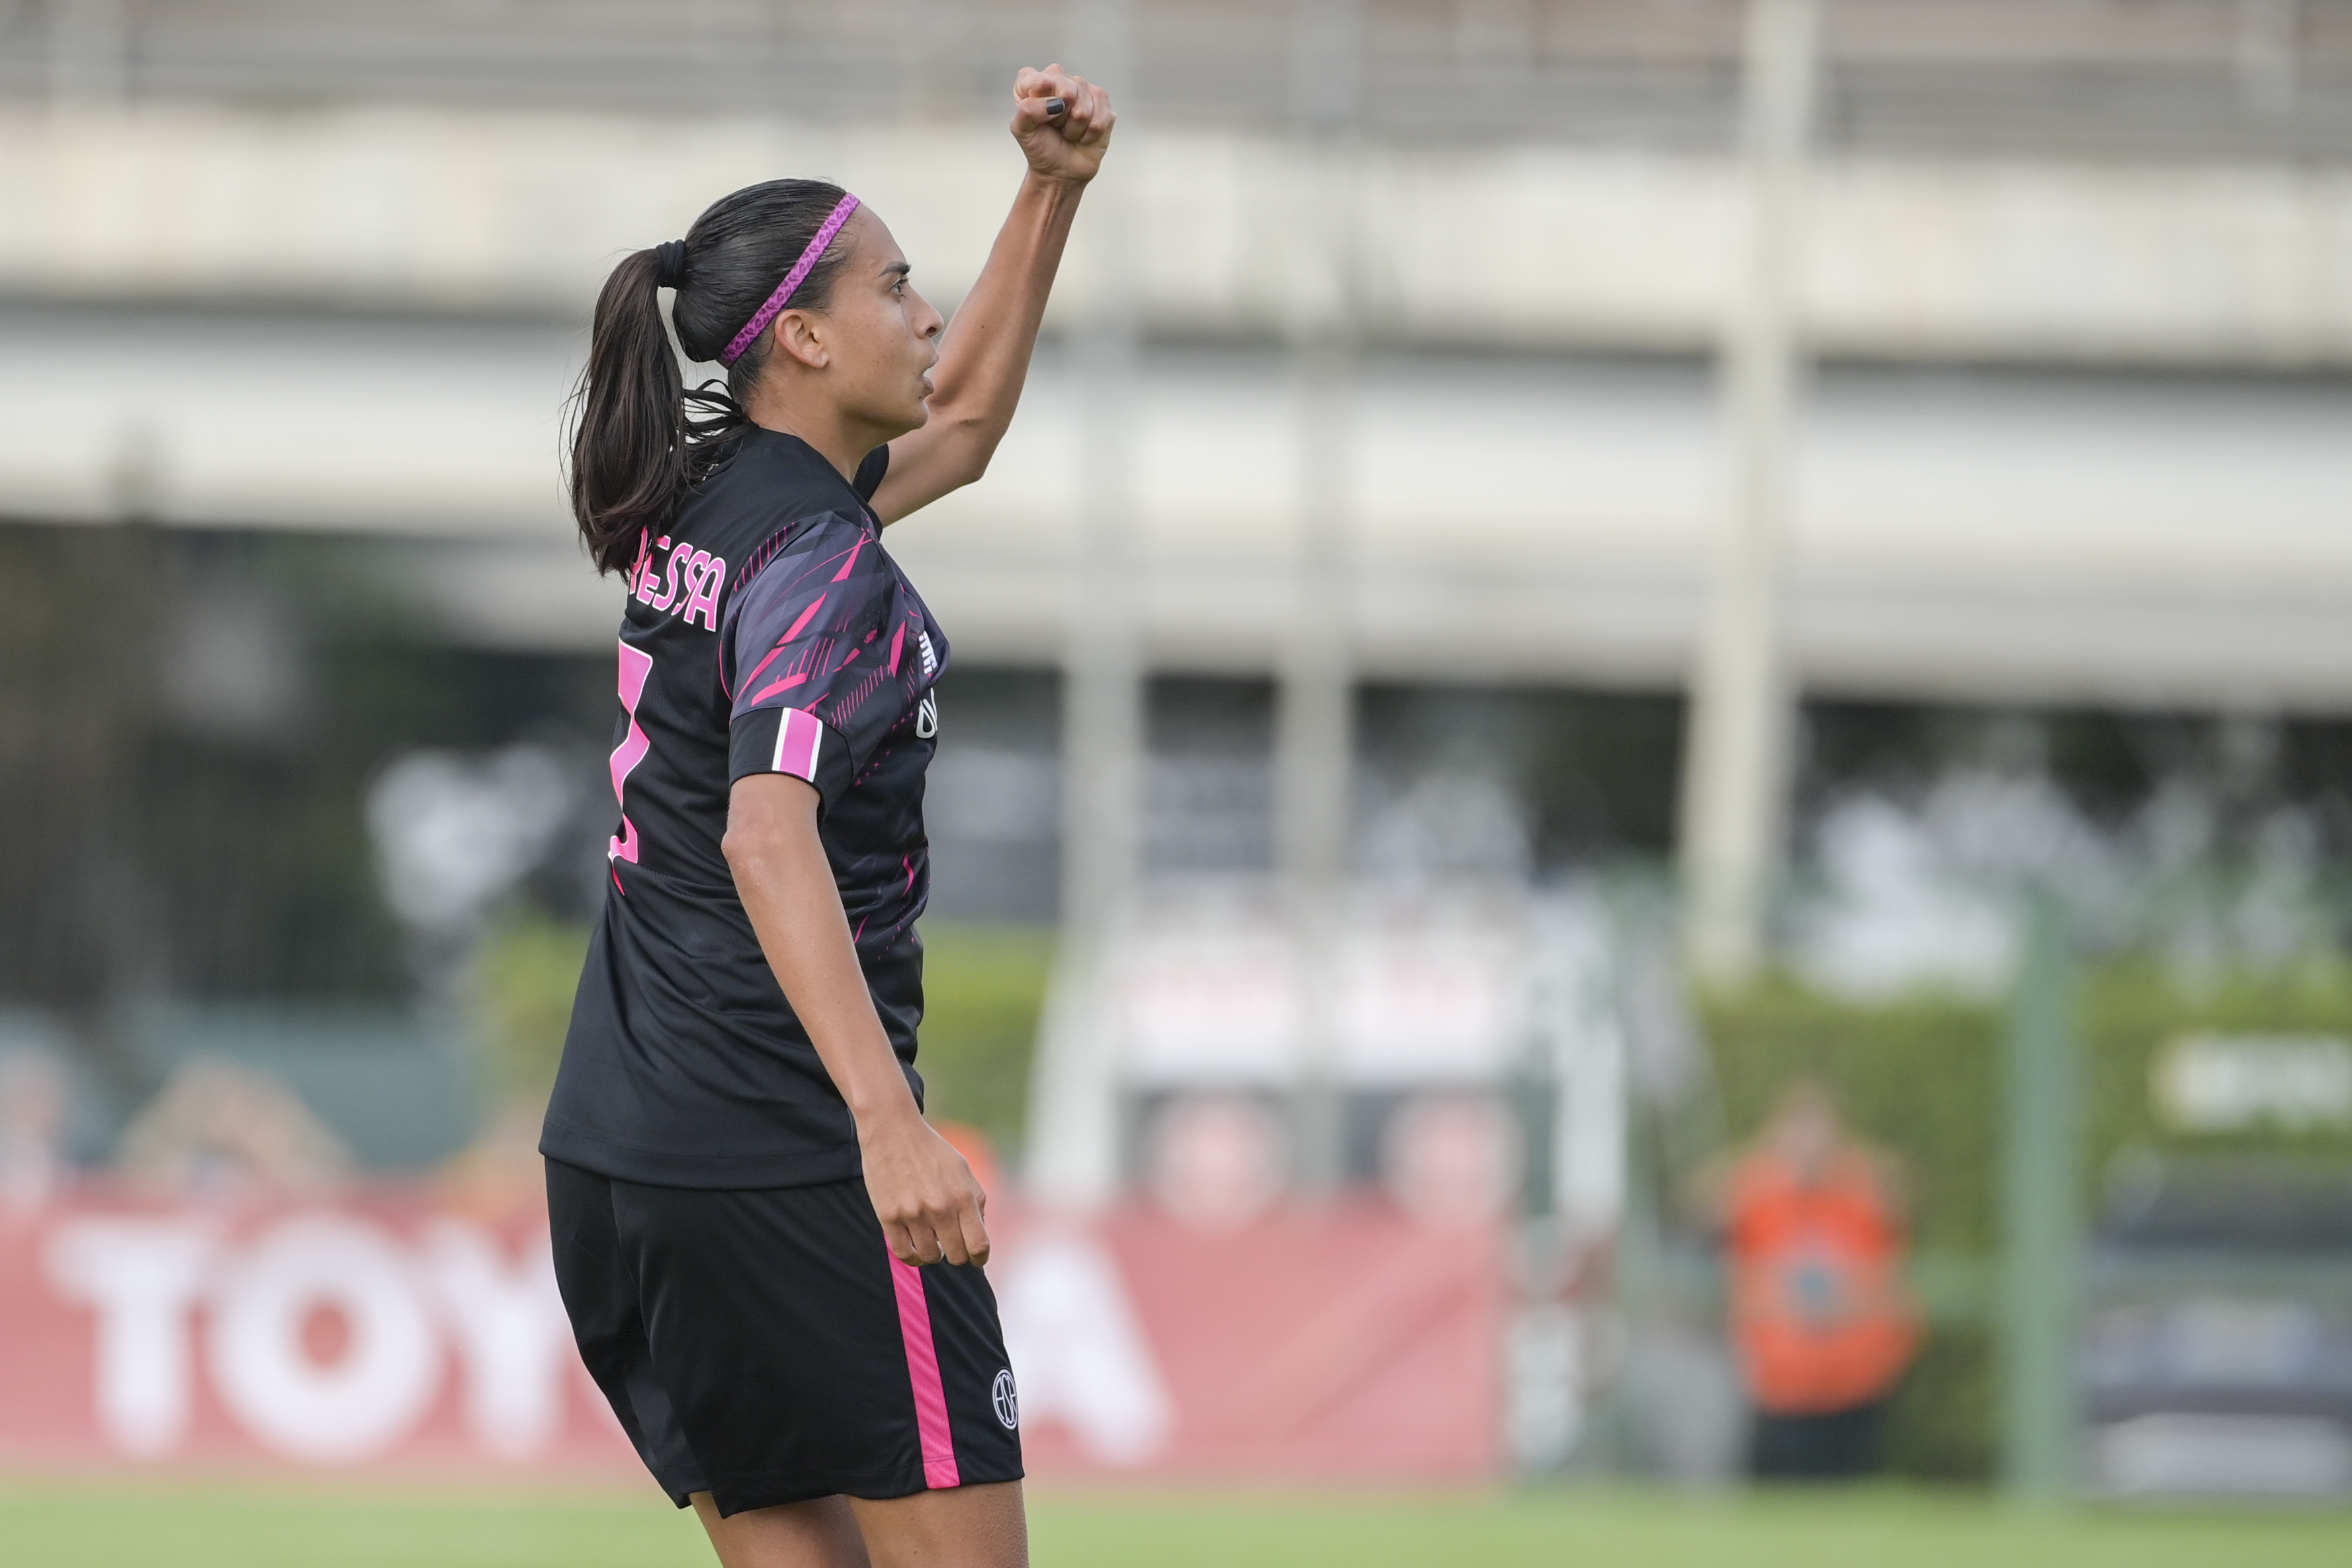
left=1712, top=1082, right=1920, bottom=1479
left=932, top=1120, right=1005, bottom=1205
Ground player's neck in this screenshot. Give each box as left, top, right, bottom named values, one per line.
left=746, top=406, right=870, bottom=483
left=741, top=371, right=893, bottom=483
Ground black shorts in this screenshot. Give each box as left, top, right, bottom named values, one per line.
left=546, top=1158, right=1024, bottom=1515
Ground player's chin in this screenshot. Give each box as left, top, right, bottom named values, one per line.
left=860, top=389, right=931, bottom=441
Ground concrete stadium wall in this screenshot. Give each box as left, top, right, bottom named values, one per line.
left=9, top=103, right=2352, bottom=365
left=3, top=306, right=2345, bottom=712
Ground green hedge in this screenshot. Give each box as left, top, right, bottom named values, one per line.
left=470, top=914, right=592, bottom=1107
left=1696, top=957, right=2352, bottom=1481
left=906, top=923, right=1057, bottom=1155
left=465, top=916, right=1056, bottom=1155
left=2081, top=957, right=2352, bottom=1174
left=1700, top=978, right=2002, bottom=1254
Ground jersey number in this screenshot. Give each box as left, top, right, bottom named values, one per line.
left=609, top=640, right=655, bottom=865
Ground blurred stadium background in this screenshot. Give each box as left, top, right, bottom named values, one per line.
left=3, top=0, right=2352, bottom=1558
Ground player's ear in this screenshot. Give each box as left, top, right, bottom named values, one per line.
left=771, top=310, right=830, bottom=370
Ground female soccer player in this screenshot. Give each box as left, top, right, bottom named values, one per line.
left=541, top=65, right=1112, bottom=1568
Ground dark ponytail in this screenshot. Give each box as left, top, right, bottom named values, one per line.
left=568, top=179, right=857, bottom=574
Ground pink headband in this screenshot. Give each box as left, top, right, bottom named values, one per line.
left=718, top=193, right=861, bottom=366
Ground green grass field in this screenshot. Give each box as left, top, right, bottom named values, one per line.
left=2, top=1483, right=2345, bottom=1568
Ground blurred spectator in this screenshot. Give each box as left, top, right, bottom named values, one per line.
left=1697, top=1082, right=1921, bottom=1481
left=115, top=1057, right=353, bottom=1199
left=0, top=1047, right=71, bottom=1213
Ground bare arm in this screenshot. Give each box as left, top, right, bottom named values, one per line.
left=869, top=63, right=1115, bottom=525
left=722, top=773, right=988, bottom=1266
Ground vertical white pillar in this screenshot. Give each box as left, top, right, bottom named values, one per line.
left=1277, top=323, right=1356, bottom=904
left=1278, top=0, right=1362, bottom=1196
left=1027, top=0, right=1141, bottom=1209
left=1677, top=0, right=1817, bottom=983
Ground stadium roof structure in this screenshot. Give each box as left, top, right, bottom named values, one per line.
left=9, top=0, right=2352, bottom=164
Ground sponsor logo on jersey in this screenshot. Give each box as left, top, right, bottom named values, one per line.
left=915, top=691, right=939, bottom=739
left=991, top=1368, right=1020, bottom=1430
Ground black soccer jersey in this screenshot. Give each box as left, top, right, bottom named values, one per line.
left=542, top=429, right=949, bottom=1189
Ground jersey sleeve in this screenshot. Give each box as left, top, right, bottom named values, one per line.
left=722, top=511, right=893, bottom=811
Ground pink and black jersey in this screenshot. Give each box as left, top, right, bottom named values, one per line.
left=543, top=429, right=948, bottom=1189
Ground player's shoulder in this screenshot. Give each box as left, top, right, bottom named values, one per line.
left=730, top=505, right=878, bottom=602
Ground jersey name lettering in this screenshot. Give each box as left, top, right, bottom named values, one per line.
left=631, top=535, right=727, bottom=631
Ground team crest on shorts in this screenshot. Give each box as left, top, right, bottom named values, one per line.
left=991, top=1368, right=1020, bottom=1430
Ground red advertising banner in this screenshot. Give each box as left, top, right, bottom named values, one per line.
left=0, top=1192, right=1502, bottom=1483
left=990, top=1203, right=1504, bottom=1480
left=0, top=1194, right=632, bottom=1476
